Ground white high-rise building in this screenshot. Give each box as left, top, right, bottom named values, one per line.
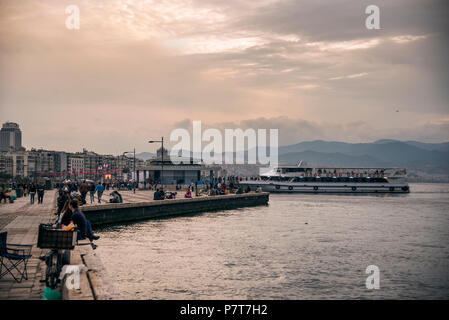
left=0, top=122, right=23, bottom=152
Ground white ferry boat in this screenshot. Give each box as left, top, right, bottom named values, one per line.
left=239, top=161, right=410, bottom=193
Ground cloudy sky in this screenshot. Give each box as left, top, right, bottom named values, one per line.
left=0, top=0, right=448, bottom=154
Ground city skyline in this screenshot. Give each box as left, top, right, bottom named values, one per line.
left=1, top=0, right=448, bottom=155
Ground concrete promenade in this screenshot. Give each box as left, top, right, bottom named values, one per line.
left=82, top=189, right=203, bottom=208
left=1, top=189, right=268, bottom=300
left=0, top=190, right=119, bottom=300
left=0, top=190, right=57, bottom=300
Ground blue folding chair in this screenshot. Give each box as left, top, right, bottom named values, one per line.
left=0, top=232, right=33, bottom=283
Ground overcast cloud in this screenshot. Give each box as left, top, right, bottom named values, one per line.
left=0, top=0, right=448, bottom=154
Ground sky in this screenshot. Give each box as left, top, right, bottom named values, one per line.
left=0, top=0, right=448, bottom=154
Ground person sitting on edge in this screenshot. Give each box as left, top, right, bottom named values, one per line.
left=68, top=199, right=100, bottom=241
left=245, top=185, right=251, bottom=193
left=236, top=186, right=243, bottom=194
left=159, top=188, right=165, bottom=200
left=57, top=190, right=70, bottom=215
left=185, top=188, right=192, bottom=198
left=109, top=190, right=123, bottom=203
left=154, top=188, right=161, bottom=200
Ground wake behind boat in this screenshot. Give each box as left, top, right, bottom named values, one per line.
left=239, top=161, right=410, bottom=194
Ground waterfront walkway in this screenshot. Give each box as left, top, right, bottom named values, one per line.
left=1, top=189, right=266, bottom=300
left=0, top=190, right=57, bottom=300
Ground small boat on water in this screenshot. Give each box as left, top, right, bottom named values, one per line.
left=239, top=161, right=410, bottom=194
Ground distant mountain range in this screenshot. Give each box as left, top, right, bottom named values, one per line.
left=277, top=140, right=449, bottom=174
left=135, top=152, right=155, bottom=161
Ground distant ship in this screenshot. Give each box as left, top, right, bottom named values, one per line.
left=239, top=161, right=410, bottom=193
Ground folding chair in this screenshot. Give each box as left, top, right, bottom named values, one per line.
left=0, top=232, right=33, bottom=283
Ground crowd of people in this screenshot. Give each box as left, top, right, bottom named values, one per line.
left=1, top=175, right=263, bottom=207
left=56, top=180, right=124, bottom=211
left=0, top=181, right=47, bottom=204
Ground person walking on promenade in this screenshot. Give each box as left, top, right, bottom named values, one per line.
left=95, top=182, right=105, bottom=203
left=0, top=184, right=6, bottom=203
left=23, top=183, right=28, bottom=197
left=79, top=180, right=88, bottom=205
left=29, top=183, right=36, bottom=204
left=88, top=182, right=95, bottom=203
left=37, top=182, right=45, bottom=204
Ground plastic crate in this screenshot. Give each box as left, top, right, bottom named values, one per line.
left=37, top=224, right=77, bottom=250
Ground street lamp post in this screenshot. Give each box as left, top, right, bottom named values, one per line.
left=149, top=137, right=164, bottom=188
left=123, top=148, right=136, bottom=193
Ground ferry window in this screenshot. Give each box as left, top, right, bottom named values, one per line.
left=284, top=168, right=305, bottom=173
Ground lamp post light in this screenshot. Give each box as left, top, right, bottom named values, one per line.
left=149, top=137, right=164, bottom=188
left=123, top=148, right=136, bottom=193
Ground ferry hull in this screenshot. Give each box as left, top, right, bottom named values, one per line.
left=239, top=182, right=410, bottom=194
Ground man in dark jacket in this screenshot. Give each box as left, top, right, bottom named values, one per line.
left=154, top=188, right=161, bottom=200
left=88, top=183, right=95, bottom=203
left=68, top=199, right=87, bottom=240
left=68, top=199, right=99, bottom=241
left=37, top=182, right=45, bottom=204
left=29, top=183, right=37, bottom=204
left=79, top=180, right=88, bottom=205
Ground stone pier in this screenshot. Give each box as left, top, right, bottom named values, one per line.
left=82, top=190, right=270, bottom=226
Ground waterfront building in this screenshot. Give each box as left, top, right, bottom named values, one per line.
left=68, top=156, right=85, bottom=179
left=0, top=150, right=29, bottom=177
left=0, top=123, right=218, bottom=184
left=0, top=154, right=6, bottom=174
left=136, top=152, right=219, bottom=185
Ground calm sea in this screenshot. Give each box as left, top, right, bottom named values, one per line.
left=95, top=183, right=449, bottom=299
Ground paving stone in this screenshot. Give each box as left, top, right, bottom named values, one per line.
left=0, top=190, right=57, bottom=300
left=10, top=281, right=34, bottom=289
